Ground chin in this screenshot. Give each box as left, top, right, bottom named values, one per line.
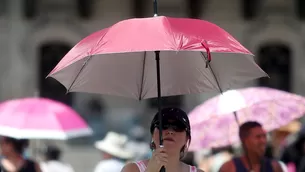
left=163, top=144, right=179, bottom=151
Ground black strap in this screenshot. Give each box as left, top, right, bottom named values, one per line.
left=233, top=157, right=274, bottom=172
left=260, top=158, right=273, bottom=172
left=233, top=158, right=248, bottom=172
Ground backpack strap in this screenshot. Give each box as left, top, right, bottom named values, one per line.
left=135, top=161, right=146, bottom=172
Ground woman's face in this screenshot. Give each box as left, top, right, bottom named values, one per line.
left=0, top=137, right=14, bottom=156
left=152, top=120, right=189, bottom=154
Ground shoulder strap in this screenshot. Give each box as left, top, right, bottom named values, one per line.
left=135, top=161, right=146, bottom=172
left=261, top=158, right=273, bottom=172
left=233, top=158, right=248, bottom=172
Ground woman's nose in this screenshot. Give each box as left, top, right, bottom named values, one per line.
left=165, top=129, right=174, bottom=135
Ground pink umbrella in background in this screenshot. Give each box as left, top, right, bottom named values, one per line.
left=0, top=98, right=93, bottom=140
left=188, top=87, right=305, bottom=151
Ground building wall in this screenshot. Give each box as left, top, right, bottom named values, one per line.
left=0, top=0, right=304, bottom=171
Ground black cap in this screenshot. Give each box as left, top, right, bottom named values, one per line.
left=150, top=107, right=191, bottom=134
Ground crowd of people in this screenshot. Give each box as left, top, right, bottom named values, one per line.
left=0, top=107, right=303, bottom=172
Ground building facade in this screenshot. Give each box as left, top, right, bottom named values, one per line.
left=0, top=0, right=304, bottom=171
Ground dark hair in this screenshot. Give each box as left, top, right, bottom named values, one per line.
left=44, top=145, right=61, bottom=161
left=3, top=137, right=29, bottom=154
left=150, top=107, right=191, bottom=159
left=181, top=152, right=197, bottom=166
left=239, top=121, right=262, bottom=141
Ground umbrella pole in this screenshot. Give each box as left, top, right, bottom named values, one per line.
left=155, top=51, right=165, bottom=172
left=153, top=0, right=158, bottom=16
left=155, top=51, right=163, bottom=145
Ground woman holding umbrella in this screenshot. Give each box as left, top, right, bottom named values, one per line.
left=0, top=136, right=41, bottom=172
left=121, top=107, right=203, bottom=172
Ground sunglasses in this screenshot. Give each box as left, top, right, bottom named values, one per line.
left=154, top=121, right=186, bottom=132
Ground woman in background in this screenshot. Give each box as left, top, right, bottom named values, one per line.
left=0, top=136, right=41, bottom=172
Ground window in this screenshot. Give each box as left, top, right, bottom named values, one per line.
left=0, top=0, right=8, bottom=17
left=76, top=0, right=93, bottom=19
left=187, top=0, right=201, bottom=19
left=257, top=43, right=291, bottom=92
left=22, top=0, right=37, bottom=19
left=241, top=0, right=261, bottom=20
left=133, top=0, right=144, bottom=17
left=296, top=0, right=305, bottom=20
left=38, top=42, right=73, bottom=105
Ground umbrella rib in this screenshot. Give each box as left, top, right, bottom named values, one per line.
left=200, top=52, right=223, bottom=93
left=138, top=52, right=147, bottom=100
left=66, top=55, right=93, bottom=92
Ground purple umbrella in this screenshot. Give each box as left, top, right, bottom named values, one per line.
left=188, top=87, right=305, bottom=151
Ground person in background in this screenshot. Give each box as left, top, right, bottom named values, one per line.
left=206, top=146, right=234, bottom=172
left=121, top=107, right=203, bottom=172
left=126, top=125, right=151, bottom=161
left=0, top=136, right=41, bottom=172
left=280, top=132, right=305, bottom=172
left=40, top=145, right=74, bottom=172
left=125, top=140, right=151, bottom=161
left=93, top=131, right=134, bottom=172
left=219, top=121, right=283, bottom=172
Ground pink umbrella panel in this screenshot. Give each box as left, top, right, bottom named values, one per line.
left=188, top=87, right=305, bottom=151
left=0, top=98, right=93, bottom=140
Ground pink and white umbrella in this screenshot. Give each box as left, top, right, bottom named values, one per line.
left=0, top=98, right=93, bottom=140
left=188, top=87, right=305, bottom=151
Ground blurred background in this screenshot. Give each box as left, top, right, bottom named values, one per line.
left=0, top=0, right=304, bottom=171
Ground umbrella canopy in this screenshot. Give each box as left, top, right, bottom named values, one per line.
left=189, top=87, right=305, bottom=151
left=0, top=98, right=93, bottom=140
left=48, top=16, right=267, bottom=100
left=47, top=16, right=268, bottom=159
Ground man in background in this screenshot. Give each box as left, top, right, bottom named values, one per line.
left=219, top=121, right=283, bottom=172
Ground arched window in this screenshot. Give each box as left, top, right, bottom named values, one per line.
left=38, top=42, right=73, bottom=105
left=257, top=43, right=291, bottom=92
left=296, top=0, right=305, bottom=20
left=241, top=0, right=261, bottom=20
left=22, top=0, right=37, bottom=19
left=186, top=0, right=201, bottom=19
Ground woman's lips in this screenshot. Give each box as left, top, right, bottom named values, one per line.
left=163, top=138, right=175, bottom=142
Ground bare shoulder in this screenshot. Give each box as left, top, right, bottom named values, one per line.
left=271, top=160, right=283, bottom=172
left=219, top=160, right=235, bottom=172
left=121, top=162, right=140, bottom=172
left=35, top=162, right=42, bottom=172
left=197, top=169, right=205, bottom=172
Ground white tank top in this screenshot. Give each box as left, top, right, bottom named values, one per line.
left=135, top=161, right=197, bottom=172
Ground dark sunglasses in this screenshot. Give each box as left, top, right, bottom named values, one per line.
left=154, top=121, right=186, bottom=132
